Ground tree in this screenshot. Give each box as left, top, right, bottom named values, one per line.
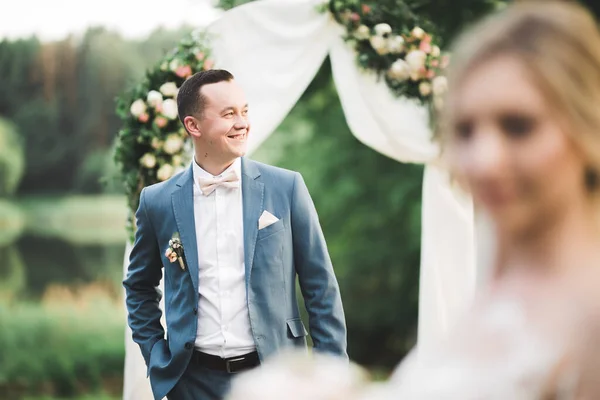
left=0, top=26, right=192, bottom=194
left=252, top=60, right=423, bottom=367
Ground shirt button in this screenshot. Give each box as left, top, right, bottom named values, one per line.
left=185, top=342, right=193, bottom=350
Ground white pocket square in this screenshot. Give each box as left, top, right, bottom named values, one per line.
left=258, top=210, right=279, bottom=230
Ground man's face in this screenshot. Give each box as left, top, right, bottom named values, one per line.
left=187, top=79, right=250, bottom=168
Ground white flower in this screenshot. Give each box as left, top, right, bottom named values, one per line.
left=169, top=58, right=181, bottom=72
left=388, top=59, right=411, bottom=81
left=432, top=76, right=448, bottom=96
left=431, top=45, right=441, bottom=57
left=160, top=61, right=168, bottom=71
left=151, top=137, right=162, bottom=150
left=411, top=26, right=426, bottom=39
left=172, top=155, right=183, bottom=166
left=139, top=153, right=157, bottom=169
left=369, top=36, right=388, bottom=55
left=161, top=99, right=178, bottom=120
left=157, top=164, right=174, bottom=181
left=354, top=25, right=371, bottom=40
left=130, top=99, right=147, bottom=117
left=147, top=90, right=163, bottom=107
left=387, top=35, right=405, bottom=53
left=163, top=134, right=184, bottom=155
left=405, top=49, right=427, bottom=72
left=159, top=82, right=179, bottom=98
left=419, top=82, right=432, bottom=96
left=374, top=23, right=392, bottom=36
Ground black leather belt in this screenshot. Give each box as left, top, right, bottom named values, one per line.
left=192, top=350, right=260, bottom=373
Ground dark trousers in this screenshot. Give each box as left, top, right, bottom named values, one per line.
left=167, top=361, right=234, bottom=400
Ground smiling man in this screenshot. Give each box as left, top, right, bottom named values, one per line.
left=123, top=69, right=347, bottom=400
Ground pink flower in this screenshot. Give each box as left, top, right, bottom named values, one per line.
left=138, top=113, right=149, bottom=123
left=350, top=13, right=360, bottom=22
left=203, top=59, right=214, bottom=70
left=165, top=248, right=173, bottom=258
left=168, top=252, right=178, bottom=263
left=419, top=35, right=432, bottom=53
left=175, top=65, right=192, bottom=78
left=155, top=116, right=168, bottom=128
left=427, top=70, right=435, bottom=79
left=361, top=4, right=371, bottom=13
left=155, top=103, right=163, bottom=113
left=340, top=10, right=352, bottom=23
left=430, top=59, right=440, bottom=68
left=195, top=51, right=205, bottom=61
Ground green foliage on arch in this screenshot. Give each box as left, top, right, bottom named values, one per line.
left=114, top=31, right=214, bottom=240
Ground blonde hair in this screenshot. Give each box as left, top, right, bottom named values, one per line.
left=439, top=1, right=600, bottom=183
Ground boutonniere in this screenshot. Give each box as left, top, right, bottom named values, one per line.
left=165, top=232, right=185, bottom=270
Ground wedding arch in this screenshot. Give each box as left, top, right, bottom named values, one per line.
left=115, top=0, right=479, bottom=398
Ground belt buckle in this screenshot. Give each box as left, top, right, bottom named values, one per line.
left=225, top=356, right=246, bottom=373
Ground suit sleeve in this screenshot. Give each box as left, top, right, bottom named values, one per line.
left=290, top=172, right=348, bottom=358
left=123, top=187, right=165, bottom=366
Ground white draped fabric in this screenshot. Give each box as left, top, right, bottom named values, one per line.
left=122, top=1, right=477, bottom=398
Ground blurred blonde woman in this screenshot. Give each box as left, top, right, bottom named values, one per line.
left=389, top=1, right=600, bottom=398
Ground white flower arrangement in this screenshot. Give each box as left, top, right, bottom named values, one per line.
left=115, top=30, right=214, bottom=240
left=139, top=153, right=157, bottom=169
left=146, top=90, right=163, bottom=108
left=157, top=163, right=175, bottom=181
left=161, top=99, right=179, bottom=120
left=160, top=82, right=179, bottom=98
left=163, top=134, right=184, bottom=155
left=326, top=2, right=450, bottom=110
left=129, top=99, right=147, bottom=117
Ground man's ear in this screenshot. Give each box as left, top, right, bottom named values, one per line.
left=184, top=116, right=202, bottom=138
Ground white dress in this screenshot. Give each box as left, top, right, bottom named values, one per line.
left=386, top=293, right=583, bottom=400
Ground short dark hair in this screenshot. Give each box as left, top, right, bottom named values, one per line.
left=177, top=69, right=234, bottom=126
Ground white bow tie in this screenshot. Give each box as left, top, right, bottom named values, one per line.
left=197, top=169, right=240, bottom=196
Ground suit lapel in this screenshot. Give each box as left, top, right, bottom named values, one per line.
left=171, top=164, right=200, bottom=294
left=241, top=158, right=263, bottom=289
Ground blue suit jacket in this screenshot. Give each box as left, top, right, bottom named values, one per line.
left=123, top=158, right=347, bottom=400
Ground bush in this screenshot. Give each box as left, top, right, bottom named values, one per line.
left=0, top=285, right=125, bottom=398
left=0, top=199, right=25, bottom=247
left=0, top=118, right=25, bottom=196
left=72, top=149, right=123, bottom=195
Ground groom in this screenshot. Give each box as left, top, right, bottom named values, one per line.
left=124, top=69, right=347, bottom=400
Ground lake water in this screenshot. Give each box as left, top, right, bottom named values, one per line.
left=0, top=235, right=125, bottom=300
left=0, top=196, right=128, bottom=300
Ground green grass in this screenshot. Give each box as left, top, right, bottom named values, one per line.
left=14, top=195, right=128, bottom=245
left=0, top=287, right=125, bottom=398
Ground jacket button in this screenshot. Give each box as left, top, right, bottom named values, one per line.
left=193, top=308, right=197, bottom=315
left=185, top=342, right=193, bottom=350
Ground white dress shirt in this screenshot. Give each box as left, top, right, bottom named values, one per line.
left=192, top=158, right=255, bottom=357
